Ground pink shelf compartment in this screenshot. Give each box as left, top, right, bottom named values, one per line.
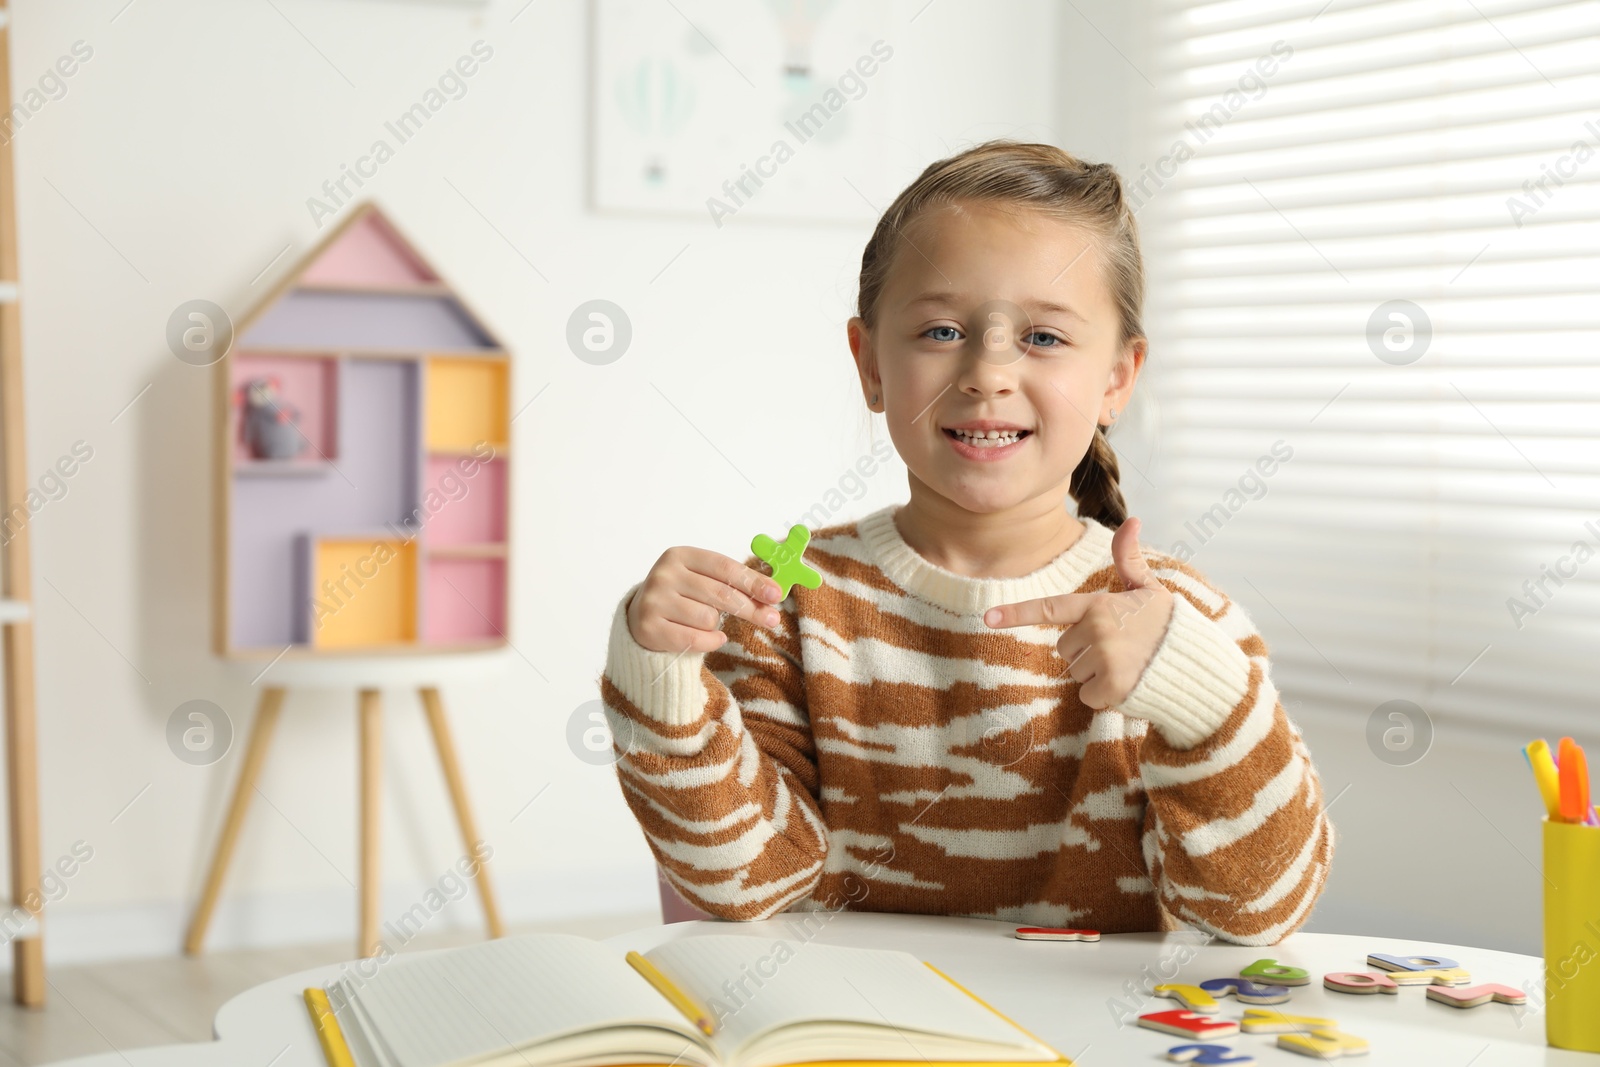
left=230, top=353, right=340, bottom=469
left=424, top=557, right=506, bottom=644
left=420, top=456, right=506, bottom=546
left=297, top=210, right=439, bottom=288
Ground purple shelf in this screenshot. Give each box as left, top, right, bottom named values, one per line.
left=229, top=359, right=420, bottom=649
left=239, top=291, right=497, bottom=351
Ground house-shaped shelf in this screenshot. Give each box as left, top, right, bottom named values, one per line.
left=217, top=203, right=511, bottom=658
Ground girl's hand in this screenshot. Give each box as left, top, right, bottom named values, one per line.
left=983, top=517, right=1174, bottom=711
left=627, top=547, right=786, bottom=654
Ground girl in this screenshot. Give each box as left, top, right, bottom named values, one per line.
left=599, top=140, right=1332, bottom=945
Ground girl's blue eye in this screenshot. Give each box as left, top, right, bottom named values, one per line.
left=921, top=325, right=1068, bottom=348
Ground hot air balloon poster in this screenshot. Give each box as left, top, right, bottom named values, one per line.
left=590, top=0, right=895, bottom=224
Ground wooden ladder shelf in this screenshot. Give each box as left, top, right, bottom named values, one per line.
left=0, top=3, right=48, bottom=1007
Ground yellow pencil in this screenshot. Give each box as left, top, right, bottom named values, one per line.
left=1526, top=739, right=1562, bottom=820
left=626, top=950, right=715, bottom=1036
left=303, top=986, right=357, bottom=1067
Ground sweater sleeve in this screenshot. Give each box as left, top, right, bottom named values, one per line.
left=596, top=581, right=828, bottom=920
left=1116, top=567, right=1335, bottom=946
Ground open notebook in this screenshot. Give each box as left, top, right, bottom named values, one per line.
left=321, top=932, right=1068, bottom=1067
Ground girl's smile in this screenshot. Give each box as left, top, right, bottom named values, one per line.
left=941, top=421, right=1033, bottom=461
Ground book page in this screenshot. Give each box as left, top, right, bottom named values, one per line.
left=643, top=935, right=1057, bottom=1062
left=337, top=933, right=712, bottom=1067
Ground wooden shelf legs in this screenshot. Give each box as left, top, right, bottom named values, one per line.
left=185, top=686, right=503, bottom=959
left=357, top=688, right=382, bottom=958
left=183, top=688, right=287, bottom=956
left=419, top=687, right=504, bottom=939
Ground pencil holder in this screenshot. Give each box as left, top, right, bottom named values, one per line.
left=1543, top=818, right=1600, bottom=1052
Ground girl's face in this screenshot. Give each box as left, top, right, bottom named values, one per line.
left=849, top=200, right=1144, bottom=518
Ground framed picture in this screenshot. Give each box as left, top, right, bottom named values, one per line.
left=590, top=0, right=896, bottom=224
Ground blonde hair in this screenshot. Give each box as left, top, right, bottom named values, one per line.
left=855, top=139, right=1142, bottom=528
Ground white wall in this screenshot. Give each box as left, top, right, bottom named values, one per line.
left=5, top=0, right=1061, bottom=962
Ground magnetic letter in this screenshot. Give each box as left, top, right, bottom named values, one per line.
left=1323, top=971, right=1399, bottom=995
left=1138, top=1011, right=1241, bottom=1040
left=1239, top=958, right=1310, bottom=986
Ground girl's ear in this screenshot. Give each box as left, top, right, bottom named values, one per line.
left=848, top=316, right=882, bottom=411
left=1103, top=336, right=1147, bottom=424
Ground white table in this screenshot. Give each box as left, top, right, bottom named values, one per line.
left=43, top=912, right=1592, bottom=1065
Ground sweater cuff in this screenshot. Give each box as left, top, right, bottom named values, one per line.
left=604, top=585, right=711, bottom=728
left=1116, top=592, right=1253, bottom=750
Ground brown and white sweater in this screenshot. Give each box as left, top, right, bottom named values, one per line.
left=598, top=506, right=1333, bottom=945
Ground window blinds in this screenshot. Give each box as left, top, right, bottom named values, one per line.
left=1135, top=0, right=1600, bottom=737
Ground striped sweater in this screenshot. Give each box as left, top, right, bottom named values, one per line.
left=598, top=506, right=1333, bottom=945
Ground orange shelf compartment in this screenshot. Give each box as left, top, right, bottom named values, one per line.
left=425, top=356, right=508, bottom=456
left=307, top=535, right=419, bottom=649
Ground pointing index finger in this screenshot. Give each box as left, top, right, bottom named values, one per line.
left=984, top=594, right=1093, bottom=629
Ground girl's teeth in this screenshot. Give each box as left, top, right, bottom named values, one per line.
left=953, top=429, right=1022, bottom=446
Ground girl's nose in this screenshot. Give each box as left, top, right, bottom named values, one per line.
left=958, top=337, right=1022, bottom=397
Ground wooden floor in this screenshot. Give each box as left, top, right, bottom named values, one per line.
left=0, top=910, right=661, bottom=1066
